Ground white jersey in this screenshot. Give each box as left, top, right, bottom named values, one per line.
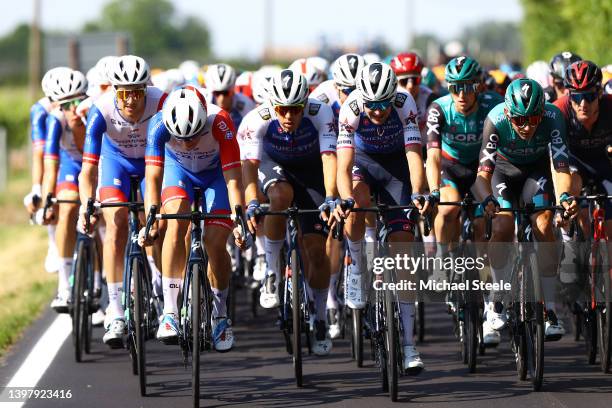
left=337, top=90, right=421, bottom=154
left=204, top=89, right=256, bottom=129
left=310, top=80, right=342, bottom=119
left=237, top=98, right=337, bottom=164
left=83, top=86, right=166, bottom=164
left=398, top=84, right=436, bottom=140
left=45, top=108, right=84, bottom=162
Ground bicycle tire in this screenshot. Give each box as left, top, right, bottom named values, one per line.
left=133, top=258, right=147, bottom=396
left=599, top=302, right=611, bottom=373
left=73, top=240, right=88, bottom=363
left=290, top=249, right=303, bottom=387
left=584, top=309, right=598, bottom=364
left=465, top=302, right=478, bottom=373
left=352, top=308, right=363, bottom=367
left=384, top=270, right=398, bottom=401
left=191, top=262, right=202, bottom=407
left=526, top=302, right=544, bottom=391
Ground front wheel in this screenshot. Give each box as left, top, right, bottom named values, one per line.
left=598, top=303, right=611, bottom=373
left=191, top=263, right=203, bottom=407
left=72, top=240, right=88, bottom=363
left=526, top=302, right=544, bottom=391
left=384, top=274, right=398, bottom=401
left=132, top=258, right=147, bottom=396
left=290, top=249, right=303, bottom=387
left=351, top=308, right=363, bottom=367
left=465, top=302, right=478, bottom=373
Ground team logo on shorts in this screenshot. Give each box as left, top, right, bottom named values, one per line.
left=113, top=178, right=121, bottom=186
left=314, top=223, right=323, bottom=231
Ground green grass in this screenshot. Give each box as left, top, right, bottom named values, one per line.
left=0, top=168, right=56, bottom=357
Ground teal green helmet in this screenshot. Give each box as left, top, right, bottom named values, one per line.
left=504, top=78, right=545, bottom=116
left=445, top=56, right=481, bottom=83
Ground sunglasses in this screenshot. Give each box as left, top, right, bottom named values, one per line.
left=364, top=98, right=393, bottom=111
left=570, top=91, right=599, bottom=104
left=116, top=87, right=146, bottom=101
left=274, top=104, right=304, bottom=116
left=399, top=76, right=421, bottom=87
left=338, top=86, right=355, bottom=96
left=60, top=98, right=85, bottom=111
left=508, top=113, right=543, bottom=128
left=448, top=81, right=479, bottom=95
left=213, top=90, right=231, bottom=97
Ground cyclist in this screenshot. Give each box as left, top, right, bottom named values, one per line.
left=234, top=70, right=254, bottom=102
left=78, top=55, right=166, bottom=348
left=39, top=69, right=88, bottom=312
left=204, top=63, right=255, bottom=129
left=333, top=62, right=428, bottom=372
left=549, top=51, right=582, bottom=102
left=237, top=69, right=338, bottom=356
left=554, top=61, right=612, bottom=276
left=139, top=86, right=245, bottom=350
left=310, top=53, right=366, bottom=338
left=526, top=60, right=555, bottom=102
left=78, top=56, right=115, bottom=119
left=474, top=78, right=578, bottom=341
left=486, top=69, right=511, bottom=97
left=425, top=56, right=504, bottom=344
left=391, top=52, right=438, bottom=139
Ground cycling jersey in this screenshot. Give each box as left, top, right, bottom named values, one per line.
left=30, top=97, right=52, bottom=151
left=237, top=98, right=337, bottom=164
left=310, top=80, right=342, bottom=120
left=205, top=90, right=255, bottom=129
left=478, top=102, right=569, bottom=173
left=399, top=84, right=437, bottom=136
left=145, top=103, right=241, bottom=174
left=83, top=86, right=166, bottom=165
left=43, top=109, right=84, bottom=193
left=337, top=90, right=421, bottom=154
left=426, top=91, right=503, bottom=164
left=146, top=104, right=239, bottom=229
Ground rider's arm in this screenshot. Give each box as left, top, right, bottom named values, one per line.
left=213, top=110, right=244, bottom=212
left=547, top=105, right=573, bottom=200
left=30, top=103, right=47, bottom=191
left=41, top=114, right=62, bottom=200
left=336, top=100, right=359, bottom=200
left=474, top=117, right=499, bottom=200
left=399, top=92, right=426, bottom=194
left=316, top=104, right=338, bottom=198
left=78, top=105, right=106, bottom=206
left=143, top=113, right=168, bottom=216
left=424, top=102, right=445, bottom=191
left=236, top=109, right=266, bottom=204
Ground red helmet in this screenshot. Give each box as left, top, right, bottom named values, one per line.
left=564, top=60, right=602, bottom=92
left=390, top=52, right=424, bottom=78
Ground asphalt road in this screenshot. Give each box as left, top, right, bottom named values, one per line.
left=1, top=291, right=612, bottom=408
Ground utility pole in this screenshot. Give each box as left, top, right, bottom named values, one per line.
left=406, top=0, right=415, bottom=50
left=28, top=0, right=42, bottom=102
left=263, top=0, right=273, bottom=63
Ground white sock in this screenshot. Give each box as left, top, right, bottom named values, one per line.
left=148, top=256, right=162, bottom=293
left=264, top=238, right=284, bottom=280
left=561, top=227, right=572, bottom=243
left=47, top=225, right=57, bottom=252
left=327, top=273, right=339, bottom=310
left=365, top=226, right=377, bottom=243
left=542, top=276, right=557, bottom=312
left=162, top=277, right=181, bottom=315
left=256, top=233, right=265, bottom=256
left=57, top=257, right=72, bottom=293
left=211, top=287, right=228, bottom=319
left=312, top=287, right=328, bottom=321
left=98, top=224, right=106, bottom=242
left=107, top=282, right=124, bottom=319
left=400, top=302, right=416, bottom=346
left=347, top=239, right=363, bottom=274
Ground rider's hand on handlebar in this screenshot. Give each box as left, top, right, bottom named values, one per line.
left=329, top=198, right=354, bottom=226
left=318, top=196, right=337, bottom=223
left=559, top=192, right=578, bottom=219
left=246, top=199, right=262, bottom=234
left=482, top=195, right=500, bottom=218
left=137, top=225, right=159, bottom=247
left=78, top=204, right=98, bottom=234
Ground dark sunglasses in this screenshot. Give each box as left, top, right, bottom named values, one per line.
left=399, top=76, right=421, bottom=87
left=508, top=113, right=543, bottom=128
left=274, top=104, right=304, bottom=116
left=448, top=81, right=479, bottom=95
left=60, top=98, right=85, bottom=111
left=364, top=98, right=393, bottom=111
left=570, top=91, right=599, bottom=104
left=213, top=90, right=231, bottom=97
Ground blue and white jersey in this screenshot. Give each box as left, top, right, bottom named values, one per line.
left=44, top=108, right=84, bottom=163
left=310, top=80, right=342, bottom=121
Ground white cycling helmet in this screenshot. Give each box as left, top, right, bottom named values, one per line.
left=48, top=69, right=88, bottom=102
left=526, top=60, right=552, bottom=89
left=289, top=58, right=325, bottom=89
left=95, top=56, right=116, bottom=85
left=308, top=56, right=330, bottom=76
left=332, top=53, right=366, bottom=88
left=205, top=64, right=237, bottom=92
left=356, top=62, right=397, bottom=102
left=162, top=86, right=208, bottom=139
left=252, top=66, right=282, bottom=104
left=178, top=60, right=200, bottom=82
left=269, top=69, right=309, bottom=106
left=41, top=67, right=72, bottom=98
left=109, top=55, right=150, bottom=87
left=363, top=52, right=381, bottom=64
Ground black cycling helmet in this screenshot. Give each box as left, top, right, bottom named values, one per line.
left=549, top=51, right=582, bottom=81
